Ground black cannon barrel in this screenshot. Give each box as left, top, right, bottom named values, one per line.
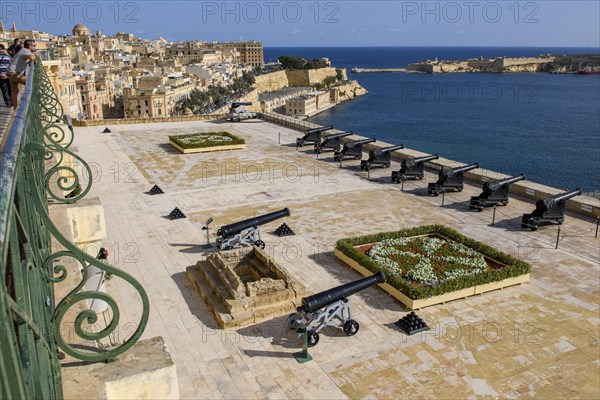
left=349, top=137, right=377, bottom=146
left=323, top=131, right=353, bottom=141
left=450, top=162, right=479, bottom=174
left=217, top=208, right=290, bottom=238
left=306, top=125, right=333, bottom=135
left=300, top=272, right=385, bottom=313
left=405, top=154, right=438, bottom=168
left=232, top=102, right=252, bottom=107
left=412, top=154, right=439, bottom=164
left=488, top=174, right=525, bottom=190
left=543, top=188, right=582, bottom=206
left=378, top=144, right=404, bottom=154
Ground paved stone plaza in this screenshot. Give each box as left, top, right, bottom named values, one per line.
left=67, top=119, right=599, bottom=399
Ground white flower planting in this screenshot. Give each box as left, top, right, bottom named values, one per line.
left=368, top=236, right=487, bottom=285
left=179, top=133, right=233, bottom=146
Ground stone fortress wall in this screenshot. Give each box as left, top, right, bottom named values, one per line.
left=252, top=68, right=365, bottom=113
left=408, top=56, right=556, bottom=73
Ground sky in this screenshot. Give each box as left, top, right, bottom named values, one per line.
left=2, top=0, right=599, bottom=47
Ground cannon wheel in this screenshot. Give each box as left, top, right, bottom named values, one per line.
left=457, top=187, right=463, bottom=192
left=501, top=200, right=509, bottom=206
left=307, top=330, right=319, bottom=347
left=354, top=156, right=361, bottom=160
left=418, top=176, right=424, bottom=180
left=558, top=218, right=564, bottom=224
left=315, top=146, right=321, bottom=154
left=522, top=222, right=538, bottom=231
left=385, top=163, right=390, bottom=168
left=432, top=191, right=439, bottom=197
left=224, top=246, right=234, bottom=250
left=254, top=240, right=266, bottom=249
left=343, top=320, right=359, bottom=336
left=297, top=139, right=304, bottom=146
left=286, top=314, right=298, bottom=331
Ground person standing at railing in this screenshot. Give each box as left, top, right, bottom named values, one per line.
left=6, top=39, right=36, bottom=108
left=0, top=44, right=12, bottom=107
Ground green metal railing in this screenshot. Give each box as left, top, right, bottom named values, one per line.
left=1, top=64, right=149, bottom=399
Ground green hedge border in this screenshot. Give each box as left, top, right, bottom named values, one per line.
left=168, top=132, right=245, bottom=149
left=336, top=225, right=531, bottom=300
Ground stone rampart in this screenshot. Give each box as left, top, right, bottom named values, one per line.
left=254, top=70, right=289, bottom=93
left=334, top=80, right=368, bottom=102
left=286, top=67, right=338, bottom=87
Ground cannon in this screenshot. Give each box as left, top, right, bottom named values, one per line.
left=427, top=162, right=479, bottom=196
left=334, top=138, right=377, bottom=162
left=230, top=101, right=252, bottom=109
left=469, top=174, right=525, bottom=210
left=227, top=102, right=256, bottom=122
left=391, top=154, right=439, bottom=183
left=286, top=272, right=385, bottom=347
left=521, top=189, right=581, bottom=230
left=360, top=144, right=404, bottom=170
left=296, top=125, right=333, bottom=147
left=314, top=131, right=353, bottom=154
left=216, top=208, right=290, bottom=250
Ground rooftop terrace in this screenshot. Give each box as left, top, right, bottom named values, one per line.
left=64, top=118, right=599, bottom=398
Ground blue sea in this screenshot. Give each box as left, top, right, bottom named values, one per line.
left=264, top=47, right=600, bottom=191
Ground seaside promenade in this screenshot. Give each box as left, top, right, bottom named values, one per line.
left=61, top=118, right=599, bottom=398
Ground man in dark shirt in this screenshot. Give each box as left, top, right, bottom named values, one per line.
left=7, top=39, right=36, bottom=108
left=8, top=38, right=21, bottom=57
left=0, top=44, right=11, bottom=106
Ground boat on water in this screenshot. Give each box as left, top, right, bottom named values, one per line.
left=577, top=66, right=600, bottom=75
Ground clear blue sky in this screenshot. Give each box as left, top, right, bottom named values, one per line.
left=2, top=1, right=599, bottom=47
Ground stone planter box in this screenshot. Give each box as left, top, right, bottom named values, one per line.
left=334, top=246, right=530, bottom=310
left=169, top=140, right=246, bottom=154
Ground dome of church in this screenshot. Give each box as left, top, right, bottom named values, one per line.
left=72, top=23, right=89, bottom=36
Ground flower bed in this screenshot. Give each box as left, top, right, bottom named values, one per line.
left=335, top=225, right=530, bottom=307
left=368, top=236, right=488, bottom=285
left=169, top=132, right=245, bottom=153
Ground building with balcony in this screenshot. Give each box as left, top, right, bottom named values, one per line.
left=206, top=40, right=264, bottom=67
left=123, top=76, right=197, bottom=118
left=285, top=90, right=331, bottom=117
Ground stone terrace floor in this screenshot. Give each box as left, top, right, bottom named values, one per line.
left=64, top=119, right=599, bottom=399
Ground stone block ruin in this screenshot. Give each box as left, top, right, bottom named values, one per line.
left=187, top=247, right=308, bottom=328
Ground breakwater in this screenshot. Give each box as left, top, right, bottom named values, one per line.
left=258, top=112, right=600, bottom=219
left=351, top=68, right=410, bottom=73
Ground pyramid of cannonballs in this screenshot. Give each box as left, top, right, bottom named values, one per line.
left=149, top=185, right=164, bottom=195
left=274, top=223, right=295, bottom=237
left=169, top=207, right=186, bottom=219
left=395, top=311, right=429, bottom=335
left=102, top=127, right=111, bottom=133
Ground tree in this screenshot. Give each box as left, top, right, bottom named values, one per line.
left=305, top=58, right=326, bottom=69
left=278, top=56, right=306, bottom=70
left=185, top=70, right=257, bottom=113
left=323, top=76, right=337, bottom=88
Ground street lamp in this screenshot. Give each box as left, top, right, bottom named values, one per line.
left=201, top=217, right=214, bottom=249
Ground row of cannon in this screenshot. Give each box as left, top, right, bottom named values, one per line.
left=296, top=126, right=582, bottom=231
